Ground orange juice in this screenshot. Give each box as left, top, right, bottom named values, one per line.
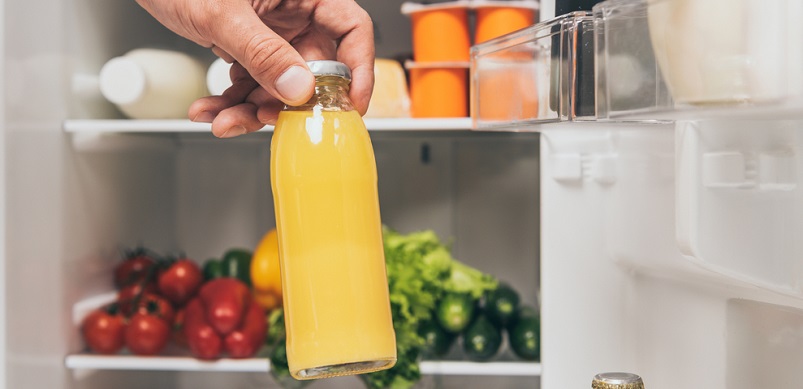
left=270, top=61, right=396, bottom=380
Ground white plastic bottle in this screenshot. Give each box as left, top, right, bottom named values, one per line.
left=99, top=48, right=208, bottom=119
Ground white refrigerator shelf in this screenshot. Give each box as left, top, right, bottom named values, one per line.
left=64, top=354, right=541, bottom=376
left=62, top=118, right=474, bottom=133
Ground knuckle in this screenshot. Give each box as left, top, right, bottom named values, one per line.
left=243, top=34, right=290, bottom=81
left=357, top=8, right=373, bottom=26
left=195, top=2, right=223, bottom=32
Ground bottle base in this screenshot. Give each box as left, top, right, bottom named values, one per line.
left=291, top=357, right=396, bottom=380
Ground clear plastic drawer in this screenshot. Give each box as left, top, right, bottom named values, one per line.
left=470, top=12, right=596, bottom=130
left=595, top=0, right=803, bottom=120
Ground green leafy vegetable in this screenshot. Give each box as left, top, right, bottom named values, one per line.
left=446, top=260, right=498, bottom=299
left=363, top=227, right=497, bottom=389
left=266, top=308, right=286, bottom=347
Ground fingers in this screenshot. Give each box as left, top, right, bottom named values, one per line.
left=211, top=103, right=264, bottom=138
left=290, top=29, right=337, bottom=61
left=347, top=60, right=375, bottom=116
left=242, top=87, right=285, bottom=124
left=190, top=89, right=281, bottom=137
left=190, top=62, right=272, bottom=138
left=209, top=0, right=315, bottom=107
left=211, top=46, right=235, bottom=63
left=182, top=0, right=375, bottom=139
left=189, top=63, right=258, bottom=121
left=256, top=99, right=286, bottom=126
left=312, top=0, right=376, bottom=115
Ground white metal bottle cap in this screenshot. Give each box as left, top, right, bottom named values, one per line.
left=99, top=57, right=146, bottom=105
left=306, top=60, right=351, bottom=81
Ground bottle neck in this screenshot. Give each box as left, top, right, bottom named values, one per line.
left=285, top=76, right=354, bottom=112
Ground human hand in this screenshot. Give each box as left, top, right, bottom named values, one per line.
left=136, top=0, right=375, bottom=138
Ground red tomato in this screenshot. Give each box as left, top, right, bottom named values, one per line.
left=117, top=283, right=158, bottom=316
left=172, top=307, right=188, bottom=347
left=114, top=253, right=157, bottom=289
left=158, top=259, right=203, bottom=306
left=125, top=313, right=170, bottom=356
left=135, top=293, right=176, bottom=324
left=81, top=306, right=125, bottom=354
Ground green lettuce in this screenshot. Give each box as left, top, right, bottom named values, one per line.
left=363, top=227, right=497, bottom=389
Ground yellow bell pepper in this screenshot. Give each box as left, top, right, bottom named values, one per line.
left=250, top=229, right=283, bottom=311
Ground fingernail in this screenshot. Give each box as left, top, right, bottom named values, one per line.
left=220, top=125, right=247, bottom=138
left=275, top=66, right=314, bottom=105
left=257, top=111, right=279, bottom=124
left=193, top=111, right=215, bottom=123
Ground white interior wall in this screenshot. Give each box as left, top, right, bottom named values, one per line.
left=4, top=0, right=71, bottom=386
left=0, top=0, right=6, bottom=385
left=539, top=0, right=555, bottom=21
left=356, top=0, right=413, bottom=59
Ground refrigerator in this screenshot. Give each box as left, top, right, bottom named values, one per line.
left=2, top=0, right=801, bottom=388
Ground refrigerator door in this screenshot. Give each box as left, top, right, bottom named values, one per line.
left=535, top=0, right=803, bottom=387
left=541, top=118, right=803, bottom=389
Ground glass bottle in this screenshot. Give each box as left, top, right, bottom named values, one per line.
left=270, top=60, right=397, bottom=380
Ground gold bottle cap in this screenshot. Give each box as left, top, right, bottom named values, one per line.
left=592, top=372, right=644, bottom=389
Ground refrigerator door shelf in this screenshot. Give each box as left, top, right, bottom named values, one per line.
left=676, top=119, right=803, bottom=298
left=543, top=121, right=705, bottom=280
left=595, top=0, right=803, bottom=121
left=470, top=12, right=596, bottom=130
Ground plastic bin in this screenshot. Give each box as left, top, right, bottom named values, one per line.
left=470, top=12, right=596, bottom=130
left=594, top=0, right=803, bottom=120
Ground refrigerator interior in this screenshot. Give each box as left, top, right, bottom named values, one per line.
left=3, top=0, right=540, bottom=388
left=5, top=0, right=803, bottom=389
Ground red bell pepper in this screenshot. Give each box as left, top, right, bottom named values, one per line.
left=224, top=300, right=267, bottom=358
left=184, top=298, right=222, bottom=359
left=199, top=278, right=251, bottom=335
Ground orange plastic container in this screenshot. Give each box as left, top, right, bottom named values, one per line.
left=474, top=61, right=539, bottom=122
left=403, top=2, right=471, bottom=62
left=475, top=5, right=536, bottom=44
left=407, top=62, right=468, bottom=118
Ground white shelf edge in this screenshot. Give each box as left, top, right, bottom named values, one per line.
left=63, top=120, right=218, bottom=133
left=63, top=118, right=473, bottom=133
left=363, top=118, right=472, bottom=131
left=419, top=361, right=541, bottom=376
left=64, top=354, right=270, bottom=372
left=64, top=354, right=540, bottom=376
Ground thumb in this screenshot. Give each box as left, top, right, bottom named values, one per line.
left=211, top=4, right=315, bottom=106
